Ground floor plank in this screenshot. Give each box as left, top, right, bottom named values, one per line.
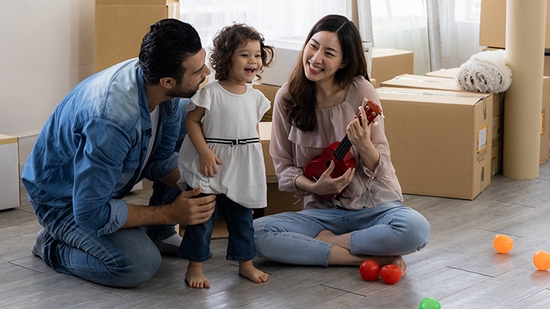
left=4, top=163, right=550, bottom=308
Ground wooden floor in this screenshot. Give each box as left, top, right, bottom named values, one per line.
left=4, top=163, right=550, bottom=309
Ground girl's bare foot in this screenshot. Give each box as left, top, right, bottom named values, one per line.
left=239, top=260, right=269, bottom=283
left=185, top=261, right=210, bottom=288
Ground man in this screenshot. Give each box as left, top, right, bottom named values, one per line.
left=22, top=19, right=215, bottom=288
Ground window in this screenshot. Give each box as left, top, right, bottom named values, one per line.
left=180, top=1, right=352, bottom=49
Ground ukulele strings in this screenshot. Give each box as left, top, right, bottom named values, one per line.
left=332, top=102, right=373, bottom=161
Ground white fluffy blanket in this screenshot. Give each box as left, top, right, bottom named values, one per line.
left=456, top=50, right=512, bottom=93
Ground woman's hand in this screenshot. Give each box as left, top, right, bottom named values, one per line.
left=347, top=105, right=380, bottom=171
left=199, top=149, right=222, bottom=177
left=310, top=160, right=355, bottom=196
left=347, top=104, right=373, bottom=148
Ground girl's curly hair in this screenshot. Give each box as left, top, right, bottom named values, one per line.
left=210, top=23, right=274, bottom=81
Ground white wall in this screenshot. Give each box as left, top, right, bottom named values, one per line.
left=0, top=0, right=95, bottom=166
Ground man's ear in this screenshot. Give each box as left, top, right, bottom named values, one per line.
left=159, top=77, right=176, bottom=89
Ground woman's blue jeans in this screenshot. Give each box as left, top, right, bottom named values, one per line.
left=253, top=201, right=430, bottom=266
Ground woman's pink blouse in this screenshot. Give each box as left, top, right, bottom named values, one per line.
left=269, top=76, right=403, bottom=210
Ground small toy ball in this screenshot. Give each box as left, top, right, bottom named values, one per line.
left=533, top=250, right=550, bottom=270
left=493, top=234, right=514, bottom=254
left=419, top=297, right=441, bottom=309
left=380, top=264, right=402, bottom=285
left=359, top=260, right=380, bottom=281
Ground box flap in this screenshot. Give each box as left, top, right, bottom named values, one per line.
left=96, top=0, right=178, bottom=5
left=377, top=87, right=490, bottom=106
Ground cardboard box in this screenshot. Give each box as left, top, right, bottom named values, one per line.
left=371, top=48, right=414, bottom=84
left=480, top=0, right=550, bottom=49
left=541, top=77, right=550, bottom=163
left=425, top=68, right=460, bottom=79
left=259, top=122, right=275, bottom=180
left=253, top=83, right=280, bottom=122
left=94, top=0, right=179, bottom=72
left=259, top=38, right=300, bottom=87
left=370, top=78, right=379, bottom=88
left=259, top=122, right=301, bottom=214
left=260, top=40, right=408, bottom=87
left=265, top=183, right=301, bottom=215
left=381, top=74, right=463, bottom=92
left=377, top=87, right=493, bottom=200
left=0, top=134, right=20, bottom=210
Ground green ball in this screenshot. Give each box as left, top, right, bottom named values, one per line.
left=419, top=297, right=441, bottom=309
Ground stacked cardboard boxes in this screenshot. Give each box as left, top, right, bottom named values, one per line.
left=253, top=83, right=280, bottom=122
left=260, top=43, right=412, bottom=87
left=479, top=0, right=550, bottom=49
left=381, top=73, right=507, bottom=176
left=371, top=48, right=414, bottom=84
left=95, top=0, right=180, bottom=72
left=381, top=74, right=463, bottom=91
left=0, top=134, right=20, bottom=210
left=259, top=122, right=301, bottom=215
left=541, top=77, right=550, bottom=163
left=377, top=87, right=493, bottom=200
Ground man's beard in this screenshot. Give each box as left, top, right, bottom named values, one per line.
left=166, top=87, right=197, bottom=99
left=167, top=77, right=206, bottom=99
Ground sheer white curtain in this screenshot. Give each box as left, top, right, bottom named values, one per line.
left=358, top=0, right=432, bottom=74
left=180, top=1, right=483, bottom=76
left=438, top=0, right=484, bottom=69
left=356, top=0, right=483, bottom=74
left=180, top=1, right=352, bottom=51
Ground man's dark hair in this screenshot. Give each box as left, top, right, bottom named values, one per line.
left=139, top=19, right=202, bottom=85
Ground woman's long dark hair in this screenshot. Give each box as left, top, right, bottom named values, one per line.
left=284, top=14, right=369, bottom=131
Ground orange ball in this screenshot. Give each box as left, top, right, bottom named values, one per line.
left=533, top=250, right=550, bottom=271
left=493, top=234, right=514, bottom=254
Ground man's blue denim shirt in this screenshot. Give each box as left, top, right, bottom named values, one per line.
left=22, top=58, right=182, bottom=236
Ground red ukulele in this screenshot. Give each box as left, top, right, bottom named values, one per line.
left=304, top=99, right=383, bottom=200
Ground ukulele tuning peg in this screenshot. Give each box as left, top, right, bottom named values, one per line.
left=373, top=121, right=379, bottom=126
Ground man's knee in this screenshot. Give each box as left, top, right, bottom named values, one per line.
left=112, top=248, right=162, bottom=288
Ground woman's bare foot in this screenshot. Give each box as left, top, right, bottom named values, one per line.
left=185, top=261, right=210, bottom=288
left=239, top=260, right=269, bottom=283
left=315, top=230, right=351, bottom=250
left=315, top=229, right=336, bottom=242
left=315, top=230, right=407, bottom=277
left=370, top=255, right=407, bottom=277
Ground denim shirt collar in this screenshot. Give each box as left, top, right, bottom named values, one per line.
left=137, top=67, right=152, bottom=132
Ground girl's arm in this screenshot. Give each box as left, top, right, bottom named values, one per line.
left=185, top=107, right=221, bottom=177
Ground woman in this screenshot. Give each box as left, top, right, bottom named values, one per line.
left=253, top=14, right=430, bottom=276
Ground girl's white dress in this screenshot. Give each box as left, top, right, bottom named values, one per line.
left=178, top=81, right=270, bottom=209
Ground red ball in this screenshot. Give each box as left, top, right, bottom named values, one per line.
left=359, top=260, right=380, bottom=281
left=380, top=264, right=402, bottom=285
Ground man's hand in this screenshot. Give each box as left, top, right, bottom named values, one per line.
left=123, top=187, right=216, bottom=229
left=170, top=187, right=216, bottom=226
